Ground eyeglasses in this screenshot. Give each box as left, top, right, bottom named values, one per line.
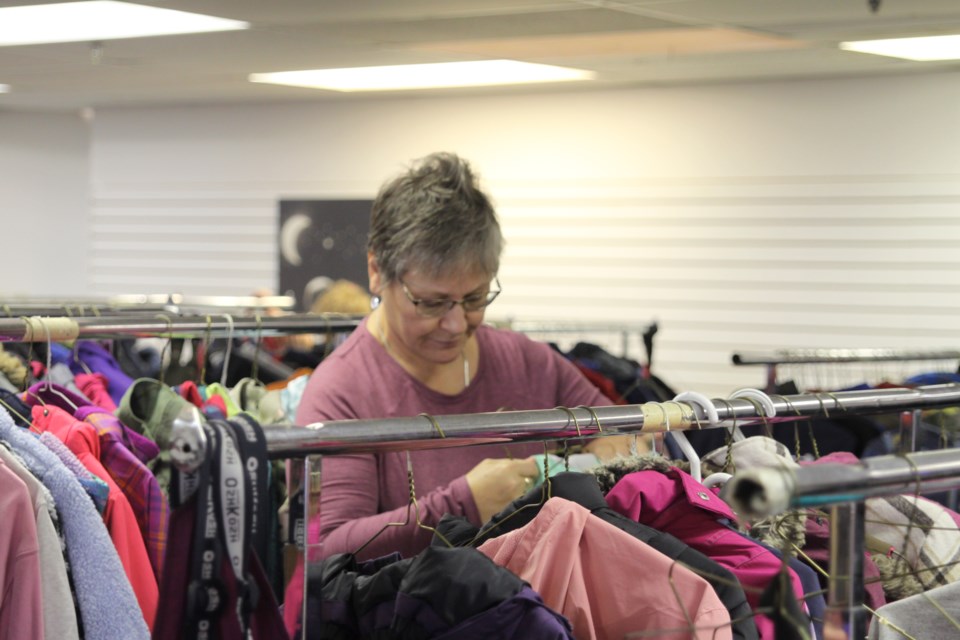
left=400, top=277, right=501, bottom=318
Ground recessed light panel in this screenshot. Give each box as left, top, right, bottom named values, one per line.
left=249, top=60, right=595, bottom=92
left=0, top=1, right=248, bottom=46
left=840, top=34, right=960, bottom=61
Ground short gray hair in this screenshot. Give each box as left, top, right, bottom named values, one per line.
left=368, top=152, right=503, bottom=284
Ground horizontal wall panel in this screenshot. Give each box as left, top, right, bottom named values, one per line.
left=86, top=76, right=960, bottom=397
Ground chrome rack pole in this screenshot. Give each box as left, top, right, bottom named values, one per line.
left=172, top=383, right=960, bottom=467
left=0, top=313, right=364, bottom=342
left=732, top=348, right=960, bottom=366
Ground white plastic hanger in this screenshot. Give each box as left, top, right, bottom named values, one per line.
left=670, top=391, right=719, bottom=483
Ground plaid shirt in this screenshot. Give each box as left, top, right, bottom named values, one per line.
left=78, top=407, right=169, bottom=581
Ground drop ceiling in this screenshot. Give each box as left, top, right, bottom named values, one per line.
left=2, top=0, right=960, bottom=112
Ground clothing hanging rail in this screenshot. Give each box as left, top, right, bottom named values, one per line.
left=168, top=382, right=960, bottom=469
left=727, top=447, right=960, bottom=640
left=0, top=313, right=365, bottom=342
left=731, top=348, right=960, bottom=391
left=732, top=348, right=960, bottom=366
left=164, top=382, right=960, bottom=638
left=0, top=293, right=297, bottom=316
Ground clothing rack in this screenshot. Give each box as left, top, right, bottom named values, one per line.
left=727, top=447, right=960, bottom=639
left=731, top=348, right=960, bottom=391
left=191, top=383, right=960, bottom=638
left=0, top=313, right=365, bottom=342
left=164, top=383, right=960, bottom=638
left=181, top=382, right=957, bottom=463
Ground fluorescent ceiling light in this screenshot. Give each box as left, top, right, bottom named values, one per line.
left=840, top=34, right=960, bottom=61
left=0, top=84, right=9, bottom=93
left=0, top=1, right=249, bottom=46
left=249, top=60, right=595, bottom=92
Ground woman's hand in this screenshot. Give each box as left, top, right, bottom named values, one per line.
left=465, top=457, right=540, bottom=523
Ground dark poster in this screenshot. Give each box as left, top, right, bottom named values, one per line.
left=278, top=200, right=372, bottom=311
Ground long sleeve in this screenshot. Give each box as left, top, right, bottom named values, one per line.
left=317, top=451, right=478, bottom=559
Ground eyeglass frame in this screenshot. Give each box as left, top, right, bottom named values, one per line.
left=399, top=276, right=502, bottom=317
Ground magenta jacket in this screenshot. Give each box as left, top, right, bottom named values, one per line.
left=605, top=467, right=806, bottom=640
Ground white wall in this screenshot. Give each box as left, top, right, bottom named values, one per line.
left=81, top=70, right=960, bottom=394
left=0, top=110, right=89, bottom=297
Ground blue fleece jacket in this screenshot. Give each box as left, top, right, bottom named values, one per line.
left=0, top=408, right=150, bottom=640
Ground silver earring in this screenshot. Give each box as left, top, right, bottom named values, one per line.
left=370, top=295, right=381, bottom=310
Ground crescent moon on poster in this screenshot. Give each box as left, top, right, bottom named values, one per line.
left=280, top=213, right=312, bottom=266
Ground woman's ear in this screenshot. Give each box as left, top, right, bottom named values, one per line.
left=367, top=252, right=382, bottom=294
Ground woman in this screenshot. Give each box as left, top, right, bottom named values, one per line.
left=295, top=151, right=633, bottom=562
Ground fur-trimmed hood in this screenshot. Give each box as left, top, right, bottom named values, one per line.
left=587, top=453, right=689, bottom=495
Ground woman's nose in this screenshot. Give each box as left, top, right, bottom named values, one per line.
left=438, top=303, right=468, bottom=333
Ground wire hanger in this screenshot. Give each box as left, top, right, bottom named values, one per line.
left=155, top=313, right=174, bottom=387
left=220, top=313, right=235, bottom=386
left=467, top=440, right=554, bottom=547
left=250, top=313, right=263, bottom=384
left=353, top=448, right=454, bottom=557
left=70, top=338, right=94, bottom=376
left=38, top=317, right=79, bottom=413
left=199, top=315, right=212, bottom=384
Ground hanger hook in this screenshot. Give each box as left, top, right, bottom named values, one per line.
left=770, top=393, right=806, bottom=460
left=555, top=406, right=582, bottom=472
left=40, top=317, right=53, bottom=392
left=154, top=313, right=174, bottom=386
left=711, top=398, right=739, bottom=474
left=220, top=313, right=235, bottom=386
left=199, top=315, right=212, bottom=383
left=418, top=413, right=446, bottom=439
left=575, top=405, right=603, bottom=434
left=250, top=312, right=264, bottom=384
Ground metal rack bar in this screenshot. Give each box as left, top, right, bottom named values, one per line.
left=0, top=294, right=297, bottom=315
left=732, top=348, right=960, bottom=366
left=169, top=383, right=960, bottom=464
left=0, top=313, right=364, bottom=342
left=732, top=348, right=960, bottom=392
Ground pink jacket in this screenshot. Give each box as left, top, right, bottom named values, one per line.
left=0, top=460, right=45, bottom=639
left=477, top=497, right=733, bottom=640
left=605, top=468, right=806, bottom=640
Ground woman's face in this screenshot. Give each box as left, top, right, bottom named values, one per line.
left=373, top=261, right=494, bottom=367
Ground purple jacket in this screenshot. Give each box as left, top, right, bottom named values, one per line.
left=604, top=467, right=806, bottom=640
left=72, top=342, right=134, bottom=406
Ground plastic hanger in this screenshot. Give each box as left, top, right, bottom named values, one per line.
left=671, top=391, right=719, bottom=483
left=728, top=388, right=777, bottom=440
